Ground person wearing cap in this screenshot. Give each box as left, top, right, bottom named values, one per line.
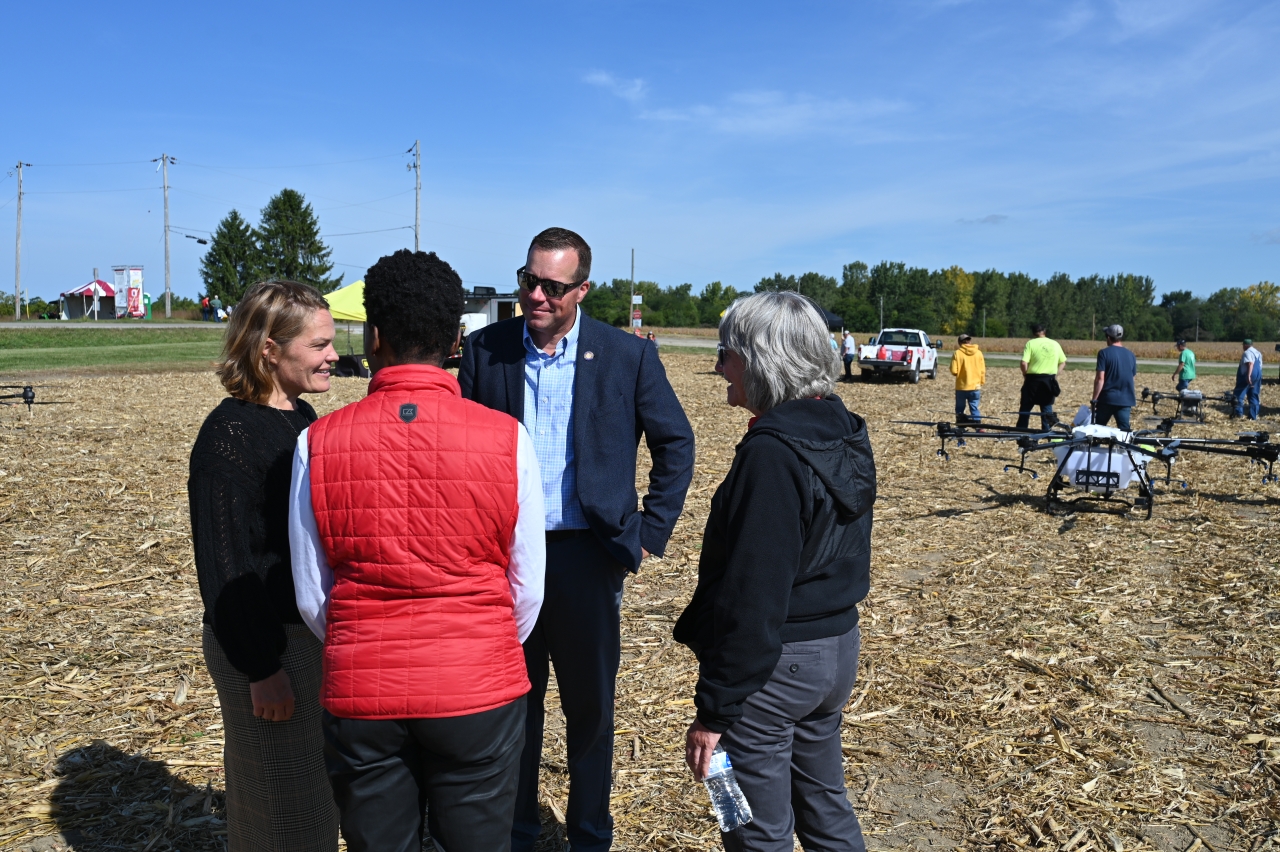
left=1091, top=324, right=1138, bottom=431
left=1234, top=339, right=1264, bottom=420
left=950, top=333, right=985, bottom=432
left=1017, top=324, right=1067, bottom=430
left=841, top=330, right=857, bottom=381
left=1172, top=340, right=1196, bottom=391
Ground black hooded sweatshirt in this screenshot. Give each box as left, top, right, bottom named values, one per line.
left=673, top=395, right=876, bottom=733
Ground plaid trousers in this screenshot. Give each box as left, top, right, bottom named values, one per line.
left=204, top=623, right=338, bottom=852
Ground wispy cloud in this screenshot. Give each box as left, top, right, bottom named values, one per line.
left=1052, top=1, right=1096, bottom=37
left=958, top=214, right=1009, bottom=225
left=584, top=70, right=647, bottom=103
left=1253, top=227, right=1280, bottom=245
left=640, top=91, right=908, bottom=138
left=1108, top=0, right=1211, bottom=38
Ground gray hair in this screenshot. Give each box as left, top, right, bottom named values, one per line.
left=719, top=292, right=839, bottom=412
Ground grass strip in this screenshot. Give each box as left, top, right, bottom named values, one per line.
left=0, top=329, right=226, bottom=350
left=0, top=342, right=223, bottom=372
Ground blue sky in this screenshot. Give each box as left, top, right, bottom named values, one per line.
left=2, top=0, right=1278, bottom=303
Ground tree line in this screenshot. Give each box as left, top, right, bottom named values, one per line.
left=195, top=195, right=1280, bottom=343
left=200, top=189, right=342, bottom=303
left=586, top=262, right=1280, bottom=341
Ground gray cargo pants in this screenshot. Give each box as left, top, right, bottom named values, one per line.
left=720, top=625, right=865, bottom=852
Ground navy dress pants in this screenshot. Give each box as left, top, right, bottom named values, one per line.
left=512, top=533, right=627, bottom=852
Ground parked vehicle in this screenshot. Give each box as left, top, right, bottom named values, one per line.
left=857, top=328, right=942, bottom=383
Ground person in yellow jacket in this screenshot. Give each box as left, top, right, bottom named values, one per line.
left=950, top=334, right=986, bottom=436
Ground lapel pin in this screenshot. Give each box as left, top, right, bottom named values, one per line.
left=583, top=351, right=595, bottom=360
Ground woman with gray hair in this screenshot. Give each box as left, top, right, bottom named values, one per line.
left=674, top=291, right=877, bottom=851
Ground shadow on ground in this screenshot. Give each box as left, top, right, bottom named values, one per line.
left=5, top=741, right=225, bottom=852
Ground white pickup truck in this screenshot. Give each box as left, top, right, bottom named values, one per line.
left=857, top=328, right=942, bottom=383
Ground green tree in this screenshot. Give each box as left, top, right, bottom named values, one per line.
left=755, top=272, right=798, bottom=295
left=796, top=272, right=839, bottom=310
left=582, top=279, right=629, bottom=325
left=971, top=269, right=1010, bottom=336
left=939, top=266, right=975, bottom=334
left=697, top=281, right=740, bottom=325
left=832, top=262, right=875, bottom=330
left=199, top=209, right=260, bottom=303
left=651, top=283, right=700, bottom=327
left=254, top=189, right=342, bottom=293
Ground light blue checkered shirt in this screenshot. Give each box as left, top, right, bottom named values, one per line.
left=523, top=309, right=588, bottom=530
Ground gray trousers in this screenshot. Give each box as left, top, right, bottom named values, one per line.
left=721, top=625, right=865, bottom=852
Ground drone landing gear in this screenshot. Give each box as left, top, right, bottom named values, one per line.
left=1148, top=457, right=1189, bottom=491
left=1003, top=451, right=1040, bottom=480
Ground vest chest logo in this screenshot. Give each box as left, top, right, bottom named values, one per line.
left=399, top=403, right=418, bottom=423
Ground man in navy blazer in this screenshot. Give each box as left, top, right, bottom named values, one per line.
left=459, top=227, right=694, bottom=852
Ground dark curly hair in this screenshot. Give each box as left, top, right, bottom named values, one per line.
left=363, top=250, right=465, bottom=362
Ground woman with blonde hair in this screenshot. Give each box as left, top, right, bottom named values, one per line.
left=188, top=280, right=340, bottom=851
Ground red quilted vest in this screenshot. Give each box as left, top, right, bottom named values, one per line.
left=307, top=364, right=527, bottom=719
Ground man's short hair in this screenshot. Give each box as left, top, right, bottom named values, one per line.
left=1104, top=323, right=1124, bottom=340
left=529, top=227, right=591, bottom=283
left=363, top=250, right=465, bottom=362
left=1031, top=323, right=1046, bottom=334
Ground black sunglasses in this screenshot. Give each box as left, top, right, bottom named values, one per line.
left=716, top=344, right=727, bottom=365
left=516, top=266, right=585, bottom=300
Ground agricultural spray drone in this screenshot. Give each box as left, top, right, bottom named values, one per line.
left=896, top=411, right=1279, bottom=518
left=1139, top=387, right=1237, bottom=422
left=0, top=385, right=66, bottom=415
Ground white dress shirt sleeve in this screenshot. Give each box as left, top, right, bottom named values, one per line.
left=509, top=423, right=546, bottom=644
left=289, top=428, right=333, bottom=643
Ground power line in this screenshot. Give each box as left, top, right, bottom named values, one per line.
left=182, top=152, right=403, bottom=170
left=27, top=159, right=153, bottom=167
left=26, top=186, right=158, bottom=194
left=327, top=226, right=415, bottom=237
left=319, top=189, right=414, bottom=211
left=175, top=165, right=413, bottom=219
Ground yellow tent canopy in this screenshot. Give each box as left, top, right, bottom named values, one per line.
left=325, top=280, right=365, bottom=322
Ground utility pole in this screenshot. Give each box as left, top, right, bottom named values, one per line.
left=879, top=295, right=884, bottom=330
left=13, top=162, right=28, bottom=322
left=630, top=249, right=635, bottom=329
left=153, top=154, right=175, bottom=318
left=414, top=140, right=421, bottom=252
left=982, top=308, right=987, bottom=338
left=407, top=141, right=422, bottom=251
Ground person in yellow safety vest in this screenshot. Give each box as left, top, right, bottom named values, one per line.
left=950, top=334, right=986, bottom=447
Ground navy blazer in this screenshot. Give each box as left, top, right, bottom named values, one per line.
left=458, top=313, right=695, bottom=571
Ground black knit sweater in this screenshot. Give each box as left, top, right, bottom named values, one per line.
left=188, top=397, right=316, bottom=681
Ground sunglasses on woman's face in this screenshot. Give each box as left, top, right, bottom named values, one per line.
left=516, top=266, right=584, bottom=300
left=716, top=344, right=727, bottom=366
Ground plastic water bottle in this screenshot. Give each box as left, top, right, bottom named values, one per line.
left=703, top=743, right=752, bottom=832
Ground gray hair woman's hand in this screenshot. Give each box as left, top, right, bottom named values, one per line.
left=685, top=719, right=722, bottom=781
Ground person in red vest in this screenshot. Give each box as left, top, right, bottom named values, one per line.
left=289, top=249, right=546, bottom=852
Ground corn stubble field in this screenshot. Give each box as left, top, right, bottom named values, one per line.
left=0, top=354, right=1276, bottom=852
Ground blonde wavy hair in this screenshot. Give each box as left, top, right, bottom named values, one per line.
left=216, top=280, right=331, bottom=404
